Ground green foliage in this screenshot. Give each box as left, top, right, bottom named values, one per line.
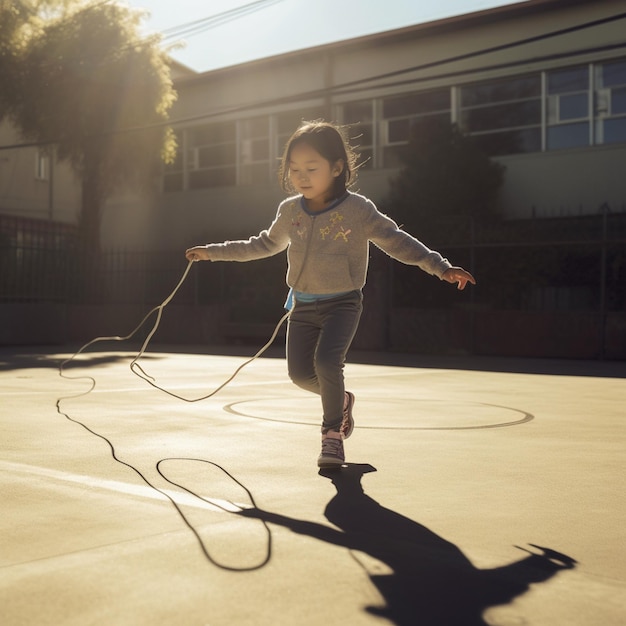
left=0, top=1, right=33, bottom=90
left=0, top=0, right=177, bottom=250
left=386, top=119, right=505, bottom=240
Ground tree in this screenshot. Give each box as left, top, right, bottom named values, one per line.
left=0, top=0, right=177, bottom=253
left=386, top=119, right=505, bottom=241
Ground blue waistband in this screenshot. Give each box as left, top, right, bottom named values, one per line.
left=284, top=288, right=353, bottom=310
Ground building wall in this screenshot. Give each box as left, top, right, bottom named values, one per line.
left=0, top=121, right=81, bottom=224
left=499, top=143, right=626, bottom=218
left=122, top=0, right=626, bottom=252
left=1, top=1, right=624, bottom=250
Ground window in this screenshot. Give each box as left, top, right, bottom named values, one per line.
left=35, top=150, right=49, bottom=181
left=546, top=65, right=590, bottom=150
left=239, top=116, right=271, bottom=185
left=341, top=101, right=374, bottom=168
left=595, top=59, right=626, bottom=145
left=187, top=122, right=236, bottom=189
left=380, top=88, right=450, bottom=168
left=275, top=107, right=326, bottom=159
left=460, top=74, right=542, bottom=156
left=162, top=57, right=626, bottom=192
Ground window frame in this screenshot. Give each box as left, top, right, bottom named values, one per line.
left=162, top=57, right=626, bottom=192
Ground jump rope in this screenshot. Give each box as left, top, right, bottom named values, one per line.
left=55, top=255, right=535, bottom=568
left=56, top=258, right=291, bottom=570
left=60, top=259, right=290, bottom=401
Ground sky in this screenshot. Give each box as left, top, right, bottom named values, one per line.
left=123, top=0, right=527, bottom=73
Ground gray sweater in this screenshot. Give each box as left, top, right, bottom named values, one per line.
left=203, top=192, right=452, bottom=294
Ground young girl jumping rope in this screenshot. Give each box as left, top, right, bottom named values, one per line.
left=185, top=120, right=475, bottom=469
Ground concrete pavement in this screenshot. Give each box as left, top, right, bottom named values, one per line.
left=1, top=345, right=625, bottom=625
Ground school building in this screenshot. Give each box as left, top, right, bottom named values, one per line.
left=1, top=0, right=625, bottom=356
left=137, top=0, right=626, bottom=247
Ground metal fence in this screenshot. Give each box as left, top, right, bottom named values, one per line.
left=1, top=209, right=625, bottom=346
left=390, top=206, right=626, bottom=315
left=2, top=210, right=625, bottom=311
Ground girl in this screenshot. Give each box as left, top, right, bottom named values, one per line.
left=185, top=120, right=475, bottom=468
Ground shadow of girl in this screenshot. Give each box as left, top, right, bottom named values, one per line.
left=239, top=463, right=576, bottom=626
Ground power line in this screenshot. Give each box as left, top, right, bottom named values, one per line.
left=333, top=41, right=626, bottom=98
left=322, top=10, right=626, bottom=96
left=158, top=0, right=284, bottom=42
left=107, top=10, right=626, bottom=131
left=1, top=9, right=625, bottom=150
left=2, top=0, right=283, bottom=75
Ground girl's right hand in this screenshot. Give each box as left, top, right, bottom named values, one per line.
left=185, top=246, right=210, bottom=262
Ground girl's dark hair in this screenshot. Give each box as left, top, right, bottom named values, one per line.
left=278, top=120, right=359, bottom=200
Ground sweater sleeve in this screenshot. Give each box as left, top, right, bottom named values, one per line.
left=364, top=202, right=452, bottom=279
left=203, top=202, right=291, bottom=262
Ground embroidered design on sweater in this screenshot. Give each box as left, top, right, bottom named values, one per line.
left=292, top=210, right=307, bottom=239
left=320, top=211, right=351, bottom=242
left=334, top=227, right=352, bottom=242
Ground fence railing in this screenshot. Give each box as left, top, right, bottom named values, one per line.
left=1, top=211, right=625, bottom=320
left=2, top=211, right=625, bottom=357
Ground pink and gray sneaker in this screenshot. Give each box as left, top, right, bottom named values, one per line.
left=318, top=430, right=345, bottom=468
left=340, top=391, right=355, bottom=439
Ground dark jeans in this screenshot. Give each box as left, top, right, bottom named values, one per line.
left=286, top=290, right=363, bottom=432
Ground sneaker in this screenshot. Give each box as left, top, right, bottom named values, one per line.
left=340, top=391, right=355, bottom=439
left=317, top=431, right=345, bottom=468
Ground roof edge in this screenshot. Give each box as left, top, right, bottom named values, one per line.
left=173, top=0, right=598, bottom=84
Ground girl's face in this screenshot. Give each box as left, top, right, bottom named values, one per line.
left=288, top=142, right=344, bottom=211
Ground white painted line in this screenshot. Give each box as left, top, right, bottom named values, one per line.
left=0, top=460, right=242, bottom=513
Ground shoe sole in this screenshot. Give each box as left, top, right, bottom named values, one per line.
left=317, top=458, right=344, bottom=468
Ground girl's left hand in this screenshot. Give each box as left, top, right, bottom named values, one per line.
left=442, top=267, right=476, bottom=290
